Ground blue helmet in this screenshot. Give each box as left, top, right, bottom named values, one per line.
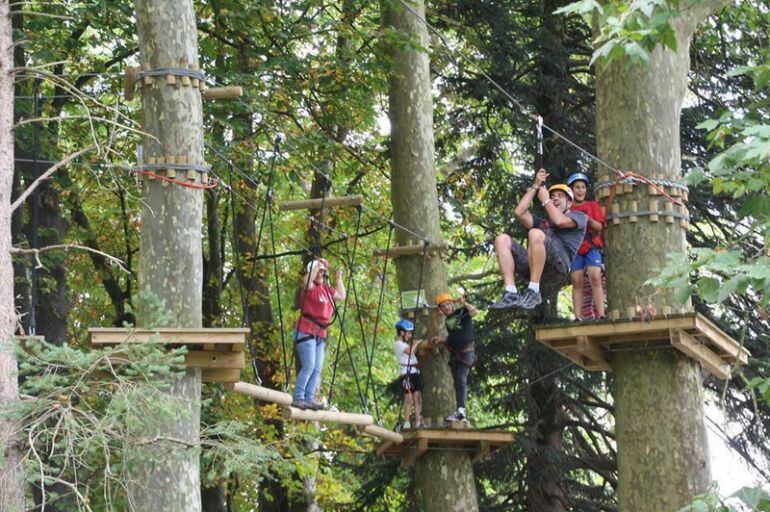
left=395, top=319, right=414, bottom=332
left=567, top=172, right=590, bottom=187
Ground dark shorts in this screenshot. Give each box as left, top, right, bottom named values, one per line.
left=510, top=238, right=571, bottom=290
left=401, top=373, right=423, bottom=394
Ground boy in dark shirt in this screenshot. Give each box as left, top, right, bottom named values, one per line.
left=429, top=293, right=478, bottom=422
left=490, top=169, right=588, bottom=310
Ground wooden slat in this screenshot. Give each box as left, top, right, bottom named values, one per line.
left=201, top=369, right=242, bottom=383
left=693, top=315, right=750, bottom=364
left=186, top=350, right=244, bottom=369
left=278, top=195, right=364, bottom=211
left=226, top=381, right=293, bottom=406
left=373, top=242, right=446, bottom=258
left=401, top=437, right=429, bottom=468
left=534, top=315, right=697, bottom=343
left=282, top=406, right=373, bottom=426
left=89, top=327, right=248, bottom=346
left=670, top=329, right=731, bottom=380
left=360, top=424, right=404, bottom=444
left=576, top=336, right=610, bottom=369
left=410, top=429, right=515, bottom=444
left=376, top=440, right=396, bottom=456
left=473, top=440, right=491, bottom=462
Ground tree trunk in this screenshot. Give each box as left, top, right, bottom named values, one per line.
left=130, top=1, right=204, bottom=510
left=596, top=8, right=720, bottom=510
left=0, top=0, right=25, bottom=509
left=383, top=2, right=479, bottom=511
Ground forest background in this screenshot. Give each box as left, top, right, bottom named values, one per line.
left=8, top=0, right=770, bottom=510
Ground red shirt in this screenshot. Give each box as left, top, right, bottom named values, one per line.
left=571, top=200, right=605, bottom=255
left=295, top=284, right=336, bottom=338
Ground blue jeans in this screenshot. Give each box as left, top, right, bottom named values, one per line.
left=293, top=332, right=326, bottom=402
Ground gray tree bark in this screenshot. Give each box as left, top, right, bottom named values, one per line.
left=596, top=5, right=722, bottom=510
left=0, top=1, right=25, bottom=509
left=130, top=1, right=204, bottom=510
left=383, top=2, right=479, bottom=511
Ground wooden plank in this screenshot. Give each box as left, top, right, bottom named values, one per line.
left=411, top=429, right=514, bottom=444
left=89, top=327, right=248, bottom=347
left=278, top=195, right=364, bottom=211
left=186, top=350, right=244, bottom=369
left=227, top=381, right=293, bottom=406
left=472, top=440, right=491, bottom=462
left=373, top=242, right=446, bottom=258
left=401, top=437, right=428, bottom=468
left=576, top=336, right=609, bottom=367
left=282, top=406, right=373, bottom=426
left=670, top=329, right=731, bottom=380
left=202, top=86, right=243, bottom=100
left=361, top=424, right=404, bottom=444
left=376, top=440, right=396, bottom=456
left=201, top=369, right=242, bottom=383
left=534, top=314, right=697, bottom=343
left=693, top=314, right=750, bottom=364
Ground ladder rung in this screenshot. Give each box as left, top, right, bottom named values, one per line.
left=278, top=195, right=364, bottom=211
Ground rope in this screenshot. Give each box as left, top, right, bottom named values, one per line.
left=362, top=222, right=396, bottom=416
left=135, top=67, right=207, bottom=81
left=227, top=162, right=261, bottom=385
left=327, top=206, right=371, bottom=415
left=28, top=78, right=42, bottom=336
left=267, top=190, right=291, bottom=389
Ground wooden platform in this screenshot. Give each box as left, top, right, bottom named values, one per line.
left=377, top=428, right=515, bottom=467
left=89, top=327, right=248, bottom=383
left=534, top=312, right=749, bottom=380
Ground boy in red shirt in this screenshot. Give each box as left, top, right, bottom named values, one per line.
left=567, top=173, right=606, bottom=320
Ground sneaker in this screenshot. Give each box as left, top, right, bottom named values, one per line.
left=444, top=407, right=467, bottom=422
left=308, top=401, right=325, bottom=410
left=515, top=289, right=542, bottom=310
left=489, top=291, right=521, bottom=310
left=402, top=420, right=411, bottom=430
left=291, top=400, right=311, bottom=410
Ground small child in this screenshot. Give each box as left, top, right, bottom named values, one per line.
left=567, top=173, right=606, bottom=320
left=394, top=319, right=425, bottom=429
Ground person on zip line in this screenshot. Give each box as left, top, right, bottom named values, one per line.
left=292, top=258, right=345, bottom=410
left=490, top=168, right=588, bottom=311
left=567, top=172, right=607, bottom=321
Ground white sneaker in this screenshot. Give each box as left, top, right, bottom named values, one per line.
left=444, top=407, right=467, bottom=422
left=402, top=420, right=411, bottom=429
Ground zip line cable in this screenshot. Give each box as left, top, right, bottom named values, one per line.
left=392, top=0, right=619, bottom=176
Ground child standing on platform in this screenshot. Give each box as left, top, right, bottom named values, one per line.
left=394, top=319, right=425, bottom=429
left=567, top=173, right=606, bottom=320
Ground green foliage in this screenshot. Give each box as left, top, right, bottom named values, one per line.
left=6, top=338, right=281, bottom=510
left=555, top=0, right=683, bottom=67
left=678, top=485, right=770, bottom=511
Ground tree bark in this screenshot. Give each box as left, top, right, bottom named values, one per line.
left=130, top=1, right=204, bottom=510
left=0, top=0, right=26, bottom=509
left=383, top=2, right=479, bottom=511
left=596, top=8, right=719, bottom=510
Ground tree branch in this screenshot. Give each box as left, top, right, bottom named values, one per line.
left=10, top=147, right=94, bottom=212
left=10, top=244, right=129, bottom=274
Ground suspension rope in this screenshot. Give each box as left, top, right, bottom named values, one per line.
left=362, top=221, right=396, bottom=407
left=327, top=206, right=371, bottom=415
left=227, top=162, right=262, bottom=384
left=267, top=188, right=291, bottom=389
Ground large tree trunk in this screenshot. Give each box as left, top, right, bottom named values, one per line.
left=130, top=1, right=204, bottom=510
left=0, top=1, right=25, bottom=509
left=596, top=6, right=720, bottom=510
left=383, top=2, right=479, bottom=511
